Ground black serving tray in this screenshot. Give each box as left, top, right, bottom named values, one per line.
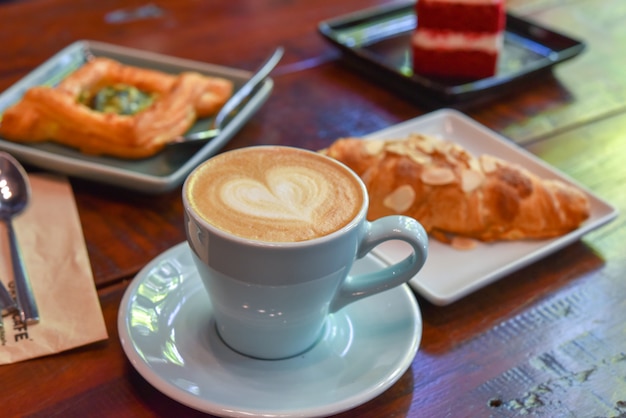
left=318, top=2, right=585, bottom=106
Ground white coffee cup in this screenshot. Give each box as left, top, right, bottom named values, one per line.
left=183, top=145, right=428, bottom=360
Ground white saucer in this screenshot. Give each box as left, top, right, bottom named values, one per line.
left=118, top=242, right=422, bottom=417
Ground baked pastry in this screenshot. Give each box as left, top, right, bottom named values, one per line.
left=412, top=0, right=506, bottom=79
left=0, top=57, right=233, bottom=158
left=322, top=134, right=590, bottom=247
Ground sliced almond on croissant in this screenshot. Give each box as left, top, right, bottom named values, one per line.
left=461, top=169, right=484, bottom=193
left=421, top=165, right=455, bottom=185
left=383, top=184, right=416, bottom=213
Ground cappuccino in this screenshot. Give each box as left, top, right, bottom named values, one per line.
left=185, top=146, right=364, bottom=242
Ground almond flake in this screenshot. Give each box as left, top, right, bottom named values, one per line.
left=468, top=158, right=482, bottom=172
left=410, top=134, right=435, bottom=154
left=461, top=169, right=484, bottom=193
left=451, top=236, right=478, bottom=250
left=364, top=140, right=385, bottom=155
left=407, top=151, right=432, bottom=165
left=445, top=152, right=459, bottom=166
left=383, top=184, right=416, bottom=213
left=384, top=141, right=409, bottom=156
left=421, top=166, right=455, bottom=185
left=480, top=155, right=499, bottom=173
left=434, top=141, right=453, bottom=154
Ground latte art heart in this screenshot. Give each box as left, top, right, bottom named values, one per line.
left=185, top=146, right=363, bottom=242
left=221, top=167, right=328, bottom=223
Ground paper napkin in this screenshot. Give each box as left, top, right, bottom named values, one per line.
left=0, top=173, right=108, bottom=364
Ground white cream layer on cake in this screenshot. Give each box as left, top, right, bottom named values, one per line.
left=421, top=0, right=500, bottom=4
left=412, top=30, right=503, bottom=52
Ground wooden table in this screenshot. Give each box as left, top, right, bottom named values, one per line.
left=2, top=0, right=625, bottom=416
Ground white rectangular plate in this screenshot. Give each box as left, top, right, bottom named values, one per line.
left=0, top=40, right=273, bottom=193
left=369, top=109, right=618, bottom=305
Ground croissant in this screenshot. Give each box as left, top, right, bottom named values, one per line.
left=0, top=57, right=233, bottom=159
left=322, top=134, right=590, bottom=246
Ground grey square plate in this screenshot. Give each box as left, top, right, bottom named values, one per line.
left=0, top=40, right=273, bottom=193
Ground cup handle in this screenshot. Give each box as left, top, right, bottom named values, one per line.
left=329, top=216, right=428, bottom=313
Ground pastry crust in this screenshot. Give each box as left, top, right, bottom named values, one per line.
left=0, top=57, right=233, bottom=159
left=322, top=134, right=591, bottom=244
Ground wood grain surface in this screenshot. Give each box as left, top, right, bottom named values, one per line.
left=1, top=0, right=624, bottom=417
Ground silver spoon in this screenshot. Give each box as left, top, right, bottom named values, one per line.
left=0, top=152, right=39, bottom=324
left=166, top=46, right=284, bottom=149
left=0, top=275, right=16, bottom=316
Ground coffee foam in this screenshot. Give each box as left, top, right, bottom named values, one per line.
left=186, top=147, right=363, bottom=242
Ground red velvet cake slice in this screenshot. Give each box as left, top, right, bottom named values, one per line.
left=412, top=0, right=506, bottom=79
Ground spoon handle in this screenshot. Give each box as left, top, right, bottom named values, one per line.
left=6, top=220, right=39, bottom=324
left=0, top=279, right=16, bottom=316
